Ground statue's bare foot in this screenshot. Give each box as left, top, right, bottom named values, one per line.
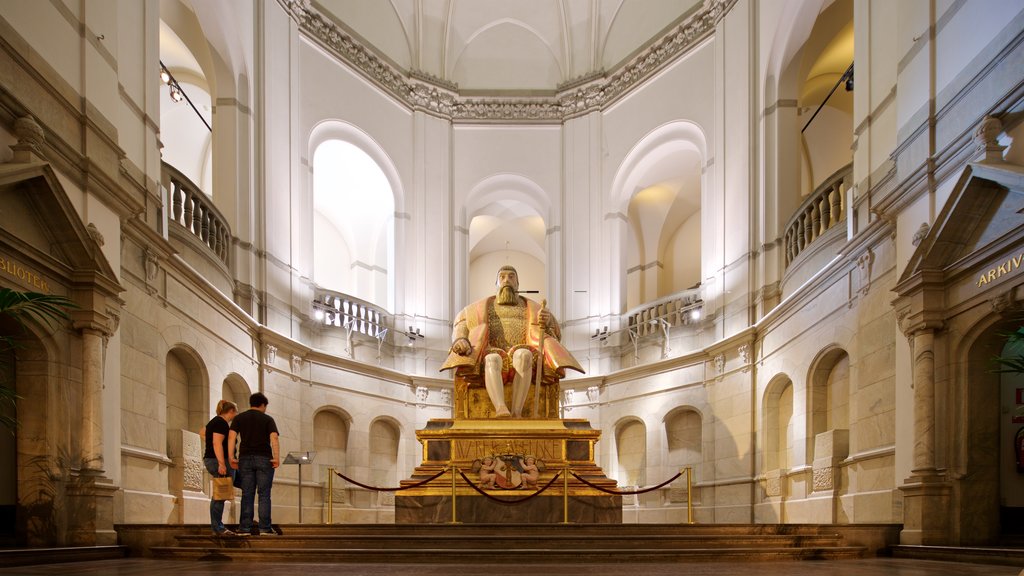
left=495, top=407, right=512, bottom=417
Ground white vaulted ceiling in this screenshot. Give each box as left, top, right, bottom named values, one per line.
left=314, top=0, right=703, bottom=93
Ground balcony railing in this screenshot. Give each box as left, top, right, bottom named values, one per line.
left=313, top=289, right=390, bottom=340
left=162, top=162, right=231, bottom=266
left=625, top=287, right=703, bottom=337
left=783, top=163, right=851, bottom=269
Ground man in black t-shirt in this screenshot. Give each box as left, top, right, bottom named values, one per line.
left=228, top=392, right=280, bottom=535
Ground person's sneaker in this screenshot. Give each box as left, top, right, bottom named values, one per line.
left=258, top=531, right=277, bottom=536
left=218, top=529, right=237, bottom=536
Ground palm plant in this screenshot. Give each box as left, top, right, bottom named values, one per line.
left=992, top=322, right=1024, bottom=374
left=0, top=288, right=75, bottom=432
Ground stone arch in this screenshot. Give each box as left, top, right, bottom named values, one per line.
left=613, top=416, right=647, bottom=487
left=313, top=406, right=351, bottom=483
left=220, top=373, right=250, bottom=412
left=806, top=346, right=850, bottom=462
left=368, top=416, right=402, bottom=488
left=1, top=312, right=64, bottom=546
left=664, top=406, right=703, bottom=484
left=763, top=374, right=796, bottom=472
left=308, top=120, right=404, bottom=311
left=462, top=173, right=552, bottom=303
left=608, top=120, right=708, bottom=310
left=952, top=313, right=1024, bottom=544
left=164, top=345, right=209, bottom=439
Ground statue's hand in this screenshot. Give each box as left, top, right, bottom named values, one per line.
left=538, top=309, right=552, bottom=330
left=451, top=338, right=472, bottom=355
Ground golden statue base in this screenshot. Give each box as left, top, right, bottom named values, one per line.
left=395, top=418, right=622, bottom=524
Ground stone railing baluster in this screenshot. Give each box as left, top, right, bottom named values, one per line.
left=162, top=162, right=232, bottom=267
left=782, top=163, right=851, bottom=271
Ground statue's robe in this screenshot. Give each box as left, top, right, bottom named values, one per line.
left=440, top=296, right=583, bottom=379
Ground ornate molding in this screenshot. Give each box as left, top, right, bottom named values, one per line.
left=284, top=0, right=735, bottom=122
left=857, top=249, right=875, bottom=296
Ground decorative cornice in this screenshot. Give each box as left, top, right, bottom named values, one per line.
left=285, top=0, right=735, bottom=123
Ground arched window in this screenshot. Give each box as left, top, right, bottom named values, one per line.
left=313, top=140, right=394, bottom=309
left=615, top=419, right=647, bottom=486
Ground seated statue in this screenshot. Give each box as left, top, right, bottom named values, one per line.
left=441, top=265, right=583, bottom=418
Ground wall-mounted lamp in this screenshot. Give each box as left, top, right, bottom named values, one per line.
left=406, top=326, right=424, bottom=347
left=158, top=60, right=211, bottom=132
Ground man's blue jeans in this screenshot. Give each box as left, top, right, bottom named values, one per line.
left=238, top=454, right=275, bottom=534
left=203, top=458, right=234, bottom=533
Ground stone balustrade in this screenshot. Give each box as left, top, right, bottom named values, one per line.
left=314, top=289, right=390, bottom=340
left=626, top=287, right=703, bottom=337
left=163, top=162, right=231, bottom=266
left=783, top=163, right=851, bottom=269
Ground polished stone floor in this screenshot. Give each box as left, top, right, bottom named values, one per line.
left=0, top=558, right=1021, bottom=576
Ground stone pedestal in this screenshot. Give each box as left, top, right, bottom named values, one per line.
left=395, top=418, right=621, bottom=524
left=66, top=471, right=119, bottom=545
left=899, top=472, right=951, bottom=544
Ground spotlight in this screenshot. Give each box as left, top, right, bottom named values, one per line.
left=314, top=308, right=324, bottom=321
left=160, top=68, right=170, bottom=85
left=690, top=309, right=701, bottom=321
left=169, top=84, right=184, bottom=102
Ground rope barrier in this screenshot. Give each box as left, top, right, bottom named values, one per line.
left=457, top=468, right=563, bottom=504
left=570, top=470, right=682, bottom=496
left=332, top=467, right=449, bottom=492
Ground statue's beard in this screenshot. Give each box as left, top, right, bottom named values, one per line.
left=496, top=285, right=518, bottom=305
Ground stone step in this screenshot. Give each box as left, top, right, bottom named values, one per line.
left=150, top=545, right=867, bottom=563
left=235, top=523, right=857, bottom=536
left=172, top=533, right=848, bottom=550
left=0, top=545, right=128, bottom=568
left=891, top=545, right=1024, bottom=568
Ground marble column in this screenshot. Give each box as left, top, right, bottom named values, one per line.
left=899, top=325, right=950, bottom=545
left=80, top=328, right=105, bottom=473
left=911, top=328, right=936, bottom=473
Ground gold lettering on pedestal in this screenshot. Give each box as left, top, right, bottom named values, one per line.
left=0, top=254, right=50, bottom=292
left=453, top=439, right=561, bottom=461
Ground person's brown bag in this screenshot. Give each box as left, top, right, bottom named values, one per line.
left=212, top=476, right=234, bottom=501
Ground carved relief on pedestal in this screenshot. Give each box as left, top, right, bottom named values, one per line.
left=168, top=429, right=204, bottom=492
left=812, top=466, right=834, bottom=492
left=763, top=469, right=783, bottom=498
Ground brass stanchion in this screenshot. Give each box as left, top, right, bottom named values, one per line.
left=562, top=466, right=569, bottom=524
left=685, top=466, right=694, bottom=524
left=449, top=465, right=460, bottom=524
left=327, top=466, right=334, bottom=524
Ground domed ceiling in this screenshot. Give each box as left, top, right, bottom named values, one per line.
left=314, top=0, right=703, bottom=93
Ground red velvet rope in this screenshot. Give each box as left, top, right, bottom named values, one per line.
left=457, top=468, right=563, bottom=504
left=333, top=467, right=449, bottom=492
left=570, top=470, right=682, bottom=495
